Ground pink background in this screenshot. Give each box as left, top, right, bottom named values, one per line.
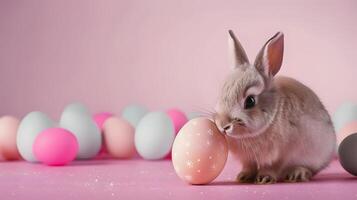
left=0, top=0, right=356, bottom=119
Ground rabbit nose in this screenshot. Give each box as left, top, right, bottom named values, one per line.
left=223, top=124, right=233, bottom=133
left=234, top=118, right=245, bottom=126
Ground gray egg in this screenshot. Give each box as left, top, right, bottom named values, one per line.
left=17, top=111, right=55, bottom=162
left=339, top=133, right=357, bottom=176
left=122, top=104, right=148, bottom=128
left=60, top=103, right=101, bottom=159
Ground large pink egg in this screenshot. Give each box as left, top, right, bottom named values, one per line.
left=33, top=128, right=78, bottom=166
left=0, top=116, right=21, bottom=160
left=338, top=121, right=357, bottom=146
left=172, top=117, right=228, bottom=185
left=103, top=117, right=136, bottom=159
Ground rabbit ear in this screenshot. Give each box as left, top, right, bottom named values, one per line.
left=254, top=32, right=284, bottom=77
left=228, top=30, right=250, bottom=69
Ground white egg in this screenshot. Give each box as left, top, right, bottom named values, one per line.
left=186, top=112, right=204, bottom=120
left=61, top=103, right=91, bottom=119
left=135, top=111, right=174, bottom=160
left=60, top=104, right=101, bottom=159
left=17, top=111, right=55, bottom=162
left=122, top=104, right=148, bottom=127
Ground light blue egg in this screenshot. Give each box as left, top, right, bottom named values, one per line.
left=60, top=102, right=101, bottom=159
left=332, top=102, right=357, bottom=132
left=186, top=112, right=204, bottom=120
left=121, top=104, right=148, bottom=127
left=135, top=112, right=174, bottom=160
left=61, top=102, right=91, bottom=118
left=17, top=111, right=55, bottom=162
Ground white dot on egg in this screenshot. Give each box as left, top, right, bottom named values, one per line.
left=186, top=160, right=193, bottom=168
left=206, top=140, right=211, bottom=146
left=208, top=129, right=213, bottom=135
left=197, top=169, right=201, bottom=173
left=209, top=156, right=212, bottom=160
left=197, top=158, right=201, bottom=162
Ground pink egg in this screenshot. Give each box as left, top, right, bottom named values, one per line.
left=338, top=121, right=357, bottom=146
left=165, top=109, right=188, bottom=159
left=93, top=112, right=113, bottom=155
left=0, top=116, right=21, bottom=160
left=172, top=117, right=228, bottom=185
left=166, top=108, right=188, bottom=134
left=33, top=128, right=78, bottom=166
left=93, top=112, right=113, bottom=131
left=103, top=117, right=136, bottom=159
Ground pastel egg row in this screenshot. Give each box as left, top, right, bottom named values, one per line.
left=0, top=103, right=200, bottom=166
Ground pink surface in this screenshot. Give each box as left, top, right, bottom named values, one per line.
left=0, top=158, right=355, bottom=200
left=0, top=0, right=357, bottom=118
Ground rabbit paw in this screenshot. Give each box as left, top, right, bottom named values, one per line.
left=236, top=171, right=257, bottom=183
left=255, top=173, right=277, bottom=184
left=284, top=166, right=312, bottom=182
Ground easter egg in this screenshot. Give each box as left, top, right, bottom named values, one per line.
left=186, top=112, right=204, bottom=120
left=338, top=133, right=357, bottom=176
left=103, top=117, right=135, bottom=158
left=172, top=117, right=228, bottom=185
left=337, top=121, right=357, bottom=146
left=0, top=116, right=21, bottom=160
left=166, top=108, right=188, bottom=134
left=135, top=112, right=175, bottom=160
left=61, top=102, right=91, bottom=118
left=332, top=103, right=357, bottom=132
left=33, top=128, right=78, bottom=166
left=60, top=104, right=101, bottom=160
left=122, top=104, right=148, bottom=127
left=93, top=112, right=113, bottom=155
left=17, top=111, right=55, bottom=162
left=93, top=112, right=113, bottom=131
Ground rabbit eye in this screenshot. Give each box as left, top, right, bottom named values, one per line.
left=244, top=95, right=255, bottom=109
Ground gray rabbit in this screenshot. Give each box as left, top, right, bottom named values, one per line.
left=214, top=30, right=336, bottom=184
